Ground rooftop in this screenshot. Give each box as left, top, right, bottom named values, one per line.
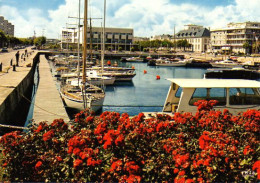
left=167, top=78, right=260, bottom=88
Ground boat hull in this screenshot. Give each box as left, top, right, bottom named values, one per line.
left=60, top=92, right=104, bottom=112
left=87, top=77, right=116, bottom=85
left=156, top=63, right=186, bottom=67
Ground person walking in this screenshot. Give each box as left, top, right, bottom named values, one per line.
left=25, top=49, right=27, bottom=57
left=15, top=51, right=20, bottom=66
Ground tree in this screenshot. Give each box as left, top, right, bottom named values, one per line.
left=243, top=41, right=251, bottom=54
left=0, top=30, right=7, bottom=47
left=34, top=36, right=46, bottom=48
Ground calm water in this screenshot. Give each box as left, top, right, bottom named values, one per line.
left=102, top=60, right=207, bottom=116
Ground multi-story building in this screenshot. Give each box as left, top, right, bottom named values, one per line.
left=174, top=24, right=210, bottom=52
left=0, top=16, right=14, bottom=36
left=211, top=21, right=260, bottom=54
left=61, top=27, right=134, bottom=51
left=150, top=34, right=173, bottom=41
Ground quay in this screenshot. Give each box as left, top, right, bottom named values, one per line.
left=33, top=55, right=69, bottom=123
left=0, top=49, right=69, bottom=133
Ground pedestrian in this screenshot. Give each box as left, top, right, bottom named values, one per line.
left=15, top=51, right=19, bottom=66
left=25, top=49, right=27, bottom=57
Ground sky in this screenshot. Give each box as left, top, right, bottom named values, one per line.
left=0, top=0, right=259, bottom=39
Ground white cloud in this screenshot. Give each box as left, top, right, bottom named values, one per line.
left=0, top=0, right=259, bottom=38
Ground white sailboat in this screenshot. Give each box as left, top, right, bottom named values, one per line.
left=60, top=0, right=105, bottom=112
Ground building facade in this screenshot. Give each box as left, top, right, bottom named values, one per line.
left=174, top=25, right=210, bottom=52
left=61, top=27, right=134, bottom=51
left=150, top=34, right=173, bottom=41
left=0, top=16, right=14, bottom=36
left=211, top=21, right=260, bottom=54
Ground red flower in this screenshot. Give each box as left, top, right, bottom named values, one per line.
left=35, top=161, right=42, bottom=170
left=243, top=145, right=253, bottom=155
left=87, top=157, right=102, bottom=166
left=186, top=179, right=194, bottom=183
left=179, top=170, right=185, bottom=176
left=109, top=160, right=123, bottom=172
left=125, top=161, right=140, bottom=174
left=73, top=148, right=81, bottom=156
left=43, top=129, right=54, bottom=141
left=35, top=125, right=43, bottom=133
left=115, top=134, right=124, bottom=146
left=173, top=168, right=179, bottom=174
left=86, top=116, right=94, bottom=123
left=126, top=175, right=141, bottom=183
left=56, top=156, right=63, bottom=162
left=73, top=159, right=83, bottom=168
left=252, top=160, right=260, bottom=180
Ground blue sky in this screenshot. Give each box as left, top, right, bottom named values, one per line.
left=0, top=0, right=259, bottom=38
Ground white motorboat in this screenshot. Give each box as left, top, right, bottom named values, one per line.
left=125, top=56, right=143, bottom=62
left=87, top=70, right=115, bottom=85
left=163, top=78, right=260, bottom=114
left=156, top=59, right=189, bottom=67
left=211, top=59, right=242, bottom=68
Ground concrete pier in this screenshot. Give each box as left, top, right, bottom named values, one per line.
left=0, top=49, right=69, bottom=133
left=33, top=55, right=69, bottom=123
left=0, top=48, right=38, bottom=131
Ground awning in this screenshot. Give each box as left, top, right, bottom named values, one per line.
left=221, top=47, right=230, bottom=50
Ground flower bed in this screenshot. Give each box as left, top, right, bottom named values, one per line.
left=0, top=100, right=259, bottom=182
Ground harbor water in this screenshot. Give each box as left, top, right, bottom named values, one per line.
left=102, top=60, right=207, bottom=116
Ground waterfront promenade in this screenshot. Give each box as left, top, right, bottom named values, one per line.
left=0, top=49, right=69, bottom=130
left=0, top=48, right=36, bottom=106
left=33, top=55, right=69, bottom=123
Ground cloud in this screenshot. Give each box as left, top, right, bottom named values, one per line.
left=0, top=0, right=259, bottom=38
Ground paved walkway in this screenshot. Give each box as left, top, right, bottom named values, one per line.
left=33, top=55, right=69, bottom=124
left=0, top=49, right=37, bottom=106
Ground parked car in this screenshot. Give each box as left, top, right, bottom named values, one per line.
left=1, top=47, right=8, bottom=52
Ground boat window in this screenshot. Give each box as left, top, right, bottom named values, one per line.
left=175, top=87, right=182, bottom=98
left=229, top=88, right=260, bottom=105
left=189, top=88, right=226, bottom=106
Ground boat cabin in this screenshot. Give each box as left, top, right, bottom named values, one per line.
left=163, top=79, right=260, bottom=114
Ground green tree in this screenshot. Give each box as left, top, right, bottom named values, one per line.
left=118, top=46, right=122, bottom=52
left=243, top=41, right=251, bottom=54
left=34, top=36, right=46, bottom=48
left=0, top=30, right=7, bottom=47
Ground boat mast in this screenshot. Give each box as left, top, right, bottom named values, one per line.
left=174, top=25, right=176, bottom=57
left=90, top=17, right=93, bottom=64
left=77, top=0, right=81, bottom=81
left=82, top=0, right=88, bottom=109
left=101, top=0, right=106, bottom=75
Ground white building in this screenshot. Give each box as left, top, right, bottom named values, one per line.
left=61, top=27, right=134, bottom=51
left=174, top=25, right=210, bottom=52
left=211, top=21, right=260, bottom=54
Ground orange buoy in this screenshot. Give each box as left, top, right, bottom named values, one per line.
left=143, top=70, right=147, bottom=74
left=107, top=60, right=111, bottom=66
left=156, top=75, right=160, bottom=80
left=132, top=66, right=135, bottom=69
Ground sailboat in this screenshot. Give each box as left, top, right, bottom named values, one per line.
left=60, top=0, right=105, bottom=112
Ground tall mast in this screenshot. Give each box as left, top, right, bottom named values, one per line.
left=90, top=17, right=93, bottom=64
left=174, top=25, right=176, bottom=54
left=101, top=0, right=106, bottom=74
left=82, top=0, right=88, bottom=108
left=77, top=0, right=81, bottom=78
